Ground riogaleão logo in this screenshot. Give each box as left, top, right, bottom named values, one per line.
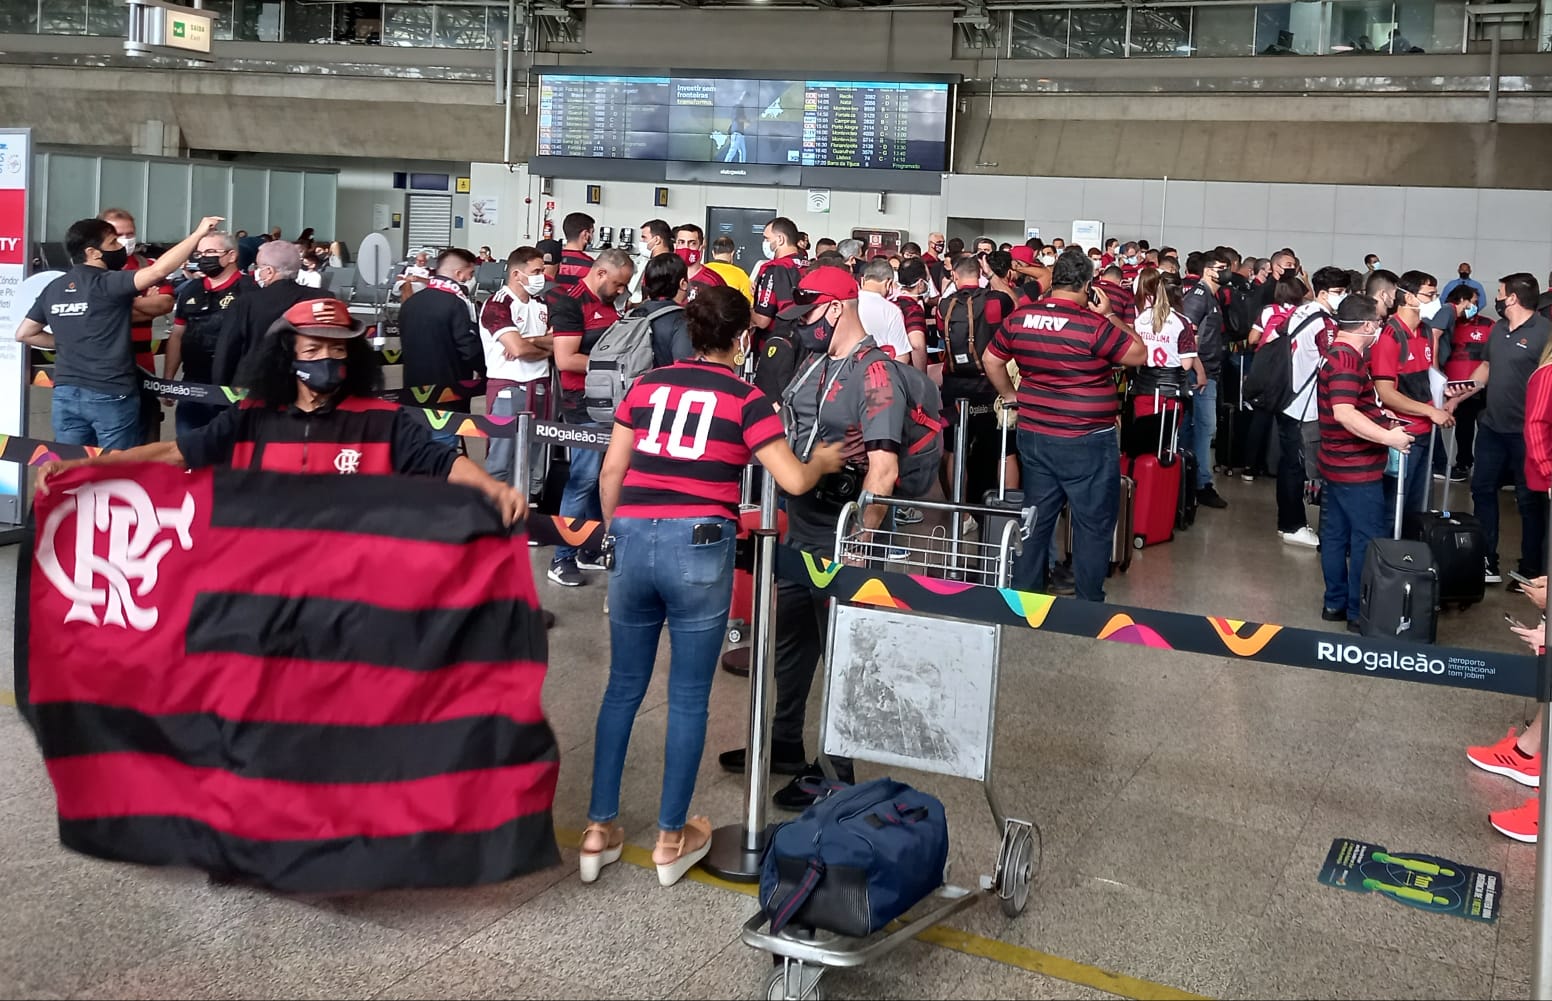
left=220, top=386, right=246, bottom=404
left=548, top=516, right=599, bottom=546
left=411, top=385, right=436, bottom=404
left=801, top=552, right=842, bottom=588
left=423, top=409, right=454, bottom=430
left=1208, top=617, right=1282, bottom=657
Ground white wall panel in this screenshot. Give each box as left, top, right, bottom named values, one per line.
left=1402, top=186, right=1476, bottom=239
left=1477, top=189, right=1552, bottom=244
left=1333, top=185, right=1406, bottom=236
left=1203, top=181, right=1270, bottom=233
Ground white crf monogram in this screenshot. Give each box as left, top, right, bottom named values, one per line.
left=334, top=448, right=362, bottom=474
left=38, top=480, right=195, bottom=631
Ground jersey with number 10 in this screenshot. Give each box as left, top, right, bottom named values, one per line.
left=613, top=359, right=786, bottom=521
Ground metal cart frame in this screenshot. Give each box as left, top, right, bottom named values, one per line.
left=741, top=492, right=1038, bottom=1001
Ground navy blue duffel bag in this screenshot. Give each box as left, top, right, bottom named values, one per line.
left=759, top=777, right=949, bottom=938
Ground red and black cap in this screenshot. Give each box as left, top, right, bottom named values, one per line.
left=273, top=299, right=366, bottom=339
left=777, top=266, right=860, bottom=320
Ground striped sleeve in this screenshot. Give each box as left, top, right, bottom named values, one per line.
left=741, top=388, right=786, bottom=452
left=1526, top=365, right=1552, bottom=491
left=1095, top=317, right=1132, bottom=364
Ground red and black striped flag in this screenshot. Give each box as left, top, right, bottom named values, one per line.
left=14, top=463, right=559, bottom=893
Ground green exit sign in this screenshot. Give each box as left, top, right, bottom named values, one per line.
left=164, top=8, right=211, bottom=53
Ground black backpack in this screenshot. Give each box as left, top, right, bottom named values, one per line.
left=938, top=288, right=990, bottom=376
left=1241, top=312, right=1324, bottom=414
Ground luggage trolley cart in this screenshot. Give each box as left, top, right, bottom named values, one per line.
left=742, top=492, right=1038, bottom=1001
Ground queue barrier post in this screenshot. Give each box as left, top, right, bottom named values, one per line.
left=704, top=468, right=779, bottom=882
left=1533, top=511, right=1552, bottom=1000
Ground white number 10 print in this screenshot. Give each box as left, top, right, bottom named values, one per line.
left=637, top=386, right=718, bottom=460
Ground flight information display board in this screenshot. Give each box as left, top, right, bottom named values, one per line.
left=537, top=73, right=951, bottom=172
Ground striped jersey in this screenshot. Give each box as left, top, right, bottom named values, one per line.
left=1317, top=341, right=1387, bottom=483
left=555, top=247, right=594, bottom=292
left=613, top=359, right=785, bottom=520
left=986, top=296, right=1132, bottom=438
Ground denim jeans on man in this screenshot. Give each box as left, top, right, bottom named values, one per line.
left=52, top=385, right=141, bottom=452
left=1382, top=431, right=1432, bottom=522
left=556, top=419, right=605, bottom=565
left=588, top=516, right=735, bottom=831
left=1471, top=424, right=1549, bottom=577
left=1320, top=480, right=1385, bottom=622
left=1014, top=425, right=1119, bottom=602
left=1182, top=377, right=1217, bottom=489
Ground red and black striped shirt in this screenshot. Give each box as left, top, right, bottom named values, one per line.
left=1094, top=279, right=1137, bottom=326
left=686, top=264, right=727, bottom=301
left=546, top=281, right=619, bottom=396
left=614, top=359, right=785, bottom=521
left=555, top=247, right=594, bottom=292
left=987, top=296, right=1132, bottom=438
left=1318, top=341, right=1387, bottom=484
left=897, top=294, right=927, bottom=341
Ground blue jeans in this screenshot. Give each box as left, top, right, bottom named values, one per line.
left=1471, top=424, right=1549, bottom=576
left=1320, top=479, right=1385, bottom=621
left=1182, top=377, right=1217, bottom=489
left=1015, top=426, right=1119, bottom=602
left=588, top=516, right=736, bottom=831
left=1382, top=431, right=1432, bottom=521
left=556, top=418, right=604, bottom=564
left=52, top=385, right=141, bottom=451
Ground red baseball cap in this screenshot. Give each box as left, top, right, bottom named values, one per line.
left=777, top=266, right=860, bottom=320
left=274, top=298, right=366, bottom=339
left=1010, top=246, right=1037, bottom=266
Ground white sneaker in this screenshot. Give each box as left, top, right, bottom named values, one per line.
left=1281, top=527, right=1320, bottom=548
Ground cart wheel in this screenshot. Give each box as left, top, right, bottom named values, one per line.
left=1132, top=535, right=1145, bottom=550
left=764, top=968, right=825, bottom=1001
left=727, top=625, right=744, bottom=645
left=998, top=830, right=1034, bottom=917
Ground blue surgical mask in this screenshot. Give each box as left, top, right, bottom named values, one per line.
left=1465, top=303, right=1479, bottom=319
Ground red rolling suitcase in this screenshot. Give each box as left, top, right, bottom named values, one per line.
left=1121, top=391, right=1182, bottom=549
left=727, top=505, right=788, bottom=645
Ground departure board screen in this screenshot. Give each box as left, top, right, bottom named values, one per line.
left=537, top=73, right=951, bottom=172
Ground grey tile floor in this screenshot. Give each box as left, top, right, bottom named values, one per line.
left=0, top=453, right=1545, bottom=999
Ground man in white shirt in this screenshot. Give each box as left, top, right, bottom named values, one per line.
left=394, top=250, right=433, bottom=300
left=856, top=257, right=913, bottom=363
left=1280, top=265, right=1351, bottom=547
left=479, top=246, right=554, bottom=493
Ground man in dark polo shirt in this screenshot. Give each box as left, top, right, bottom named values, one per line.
left=1317, top=295, right=1416, bottom=629
left=398, top=247, right=484, bottom=447
left=1449, top=272, right=1552, bottom=584
left=17, top=216, right=222, bottom=450
left=555, top=212, right=596, bottom=293
left=983, top=249, right=1145, bottom=602
left=544, top=247, right=635, bottom=586
left=750, top=216, right=808, bottom=397
left=165, top=229, right=256, bottom=434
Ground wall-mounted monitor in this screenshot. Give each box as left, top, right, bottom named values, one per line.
left=531, top=70, right=957, bottom=195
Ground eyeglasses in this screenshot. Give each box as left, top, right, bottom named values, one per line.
left=791, top=287, right=836, bottom=307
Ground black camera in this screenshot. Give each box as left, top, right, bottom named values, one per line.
left=815, top=462, right=864, bottom=509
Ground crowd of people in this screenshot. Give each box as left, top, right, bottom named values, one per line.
left=19, top=202, right=1552, bottom=877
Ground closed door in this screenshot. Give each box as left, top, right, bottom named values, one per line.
left=406, top=193, right=452, bottom=250
left=706, top=206, right=775, bottom=275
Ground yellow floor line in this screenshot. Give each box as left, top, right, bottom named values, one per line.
left=557, top=827, right=1209, bottom=1001
left=0, top=690, right=14, bottom=708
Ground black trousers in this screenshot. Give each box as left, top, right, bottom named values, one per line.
left=772, top=577, right=828, bottom=749
left=1275, top=412, right=1308, bottom=533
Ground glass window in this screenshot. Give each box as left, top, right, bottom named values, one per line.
left=1271, top=1, right=1325, bottom=54
left=39, top=0, right=86, bottom=34
left=1068, top=6, right=1129, bottom=57
left=382, top=2, right=431, bottom=46
left=85, top=0, right=126, bottom=36
left=1129, top=5, right=1193, bottom=56
left=240, top=1, right=283, bottom=42
left=1328, top=0, right=1396, bottom=53
left=435, top=5, right=491, bottom=47
left=488, top=4, right=525, bottom=48
left=0, top=0, right=37, bottom=33
left=1397, top=0, right=1458, bottom=51
left=1194, top=4, right=1255, bottom=56
left=1010, top=8, right=1071, bottom=58
left=281, top=0, right=334, bottom=42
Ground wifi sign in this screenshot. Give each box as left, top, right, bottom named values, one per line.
left=807, top=189, right=831, bottom=214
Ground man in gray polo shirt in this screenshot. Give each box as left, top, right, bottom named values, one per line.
left=1447, top=271, right=1551, bottom=584
left=17, top=216, right=222, bottom=450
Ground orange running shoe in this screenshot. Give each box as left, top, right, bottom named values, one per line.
left=1466, top=728, right=1541, bottom=788
left=1491, top=796, right=1539, bottom=843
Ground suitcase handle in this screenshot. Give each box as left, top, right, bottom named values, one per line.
left=1397, top=582, right=1412, bottom=636
left=1392, top=447, right=1406, bottom=541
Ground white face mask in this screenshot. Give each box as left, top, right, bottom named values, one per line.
left=761, top=239, right=775, bottom=260
left=524, top=272, right=546, bottom=295
left=1419, top=299, right=1442, bottom=321
left=1040, top=254, right=1056, bottom=267
left=1326, top=291, right=1347, bottom=312
left=121, top=236, right=137, bottom=256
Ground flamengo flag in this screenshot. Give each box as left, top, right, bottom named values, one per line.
left=14, top=463, right=560, bottom=893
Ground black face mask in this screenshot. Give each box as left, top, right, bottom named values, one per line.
left=195, top=255, right=225, bottom=277
left=795, top=309, right=837, bottom=354
left=1496, top=298, right=1509, bottom=316
left=98, top=246, right=128, bottom=271
left=294, top=357, right=346, bottom=395
left=1459, top=270, right=1471, bottom=280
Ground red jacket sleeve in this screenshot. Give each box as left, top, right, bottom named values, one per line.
left=1525, top=365, right=1552, bottom=492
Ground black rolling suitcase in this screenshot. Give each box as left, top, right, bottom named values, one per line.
left=1214, top=353, right=1254, bottom=474
left=1177, top=449, right=1198, bottom=530
left=1403, top=429, right=1486, bottom=610
left=979, top=410, right=1032, bottom=548
left=1360, top=449, right=1439, bottom=642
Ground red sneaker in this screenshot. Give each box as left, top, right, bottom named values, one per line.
left=1466, top=728, right=1541, bottom=788
left=1491, top=796, right=1539, bottom=843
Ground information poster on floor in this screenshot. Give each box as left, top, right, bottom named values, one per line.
left=1319, top=837, right=1500, bottom=923
left=0, top=127, right=30, bottom=521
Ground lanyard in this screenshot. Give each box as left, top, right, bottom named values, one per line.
left=786, top=351, right=852, bottom=460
